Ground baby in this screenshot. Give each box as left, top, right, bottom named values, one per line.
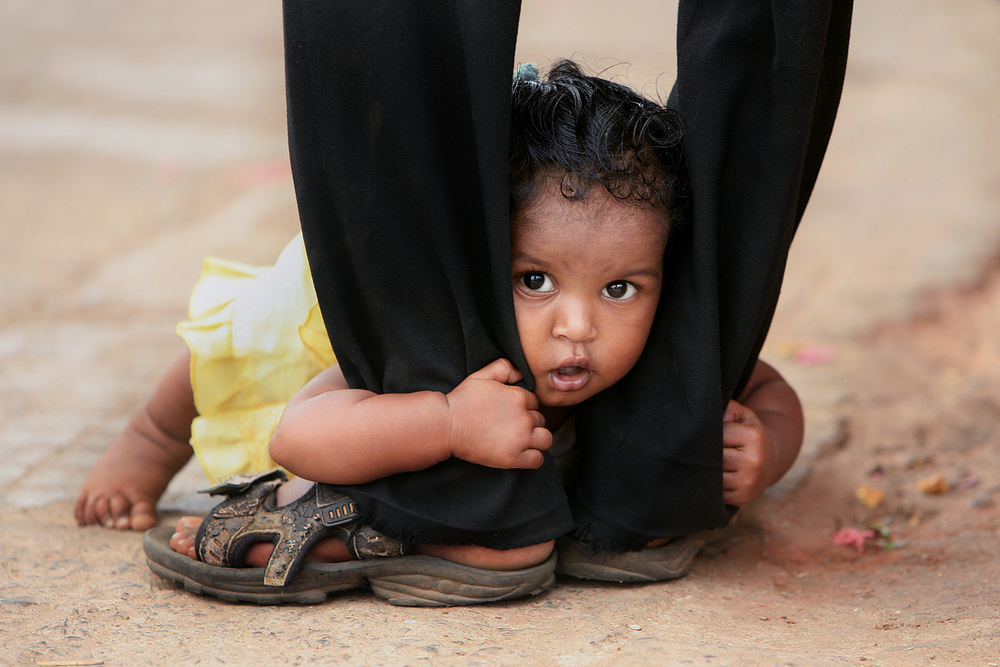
left=79, top=61, right=802, bottom=605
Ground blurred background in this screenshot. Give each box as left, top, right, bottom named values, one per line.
left=0, top=0, right=998, bottom=506
left=3, top=2, right=1000, bottom=663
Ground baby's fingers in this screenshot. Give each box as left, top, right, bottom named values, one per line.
left=527, top=404, right=546, bottom=430
left=507, top=427, right=552, bottom=469
left=721, top=443, right=741, bottom=472
left=470, top=358, right=524, bottom=386
left=515, top=428, right=553, bottom=469
left=723, top=420, right=764, bottom=450
left=722, top=472, right=753, bottom=506
left=722, top=421, right=746, bottom=450
left=512, top=449, right=545, bottom=469
left=723, top=399, right=759, bottom=424
left=530, top=425, right=553, bottom=452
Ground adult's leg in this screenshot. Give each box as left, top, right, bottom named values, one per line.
left=282, top=0, right=571, bottom=548
left=571, top=0, right=855, bottom=551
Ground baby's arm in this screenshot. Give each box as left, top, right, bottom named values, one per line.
left=269, top=358, right=552, bottom=485
left=721, top=359, right=804, bottom=506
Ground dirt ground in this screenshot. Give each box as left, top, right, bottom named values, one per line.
left=3, top=0, right=1000, bottom=665
left=4, top=259, right=1000, bottom=666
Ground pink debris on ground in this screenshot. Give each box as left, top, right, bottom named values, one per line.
left=953, top=474, right=979, bottom=490
left=831, top=527, right=875, bottom=553
left=795, top=344, right=837, bottom=366
left=234, top=159, right=292, bottom=190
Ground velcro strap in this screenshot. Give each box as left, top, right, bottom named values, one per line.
left=315, top=484, right=358, bottom=527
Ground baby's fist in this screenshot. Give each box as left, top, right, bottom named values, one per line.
left=721, top=400, right=777, bottom=506
left=446, top=359, right=552, bottom=469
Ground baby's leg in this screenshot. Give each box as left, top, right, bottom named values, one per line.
left=75, top=347, right=197, bottom=530
left=169, top=476, right=554, bottom=570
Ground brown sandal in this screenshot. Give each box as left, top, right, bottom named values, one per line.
left=555, top=513, right=739, bottom=583
left=144, top=469, right=557, bottom=606
left=555, top=535, right=705, bottom=583
left=192, top=469, right=407, bottom=586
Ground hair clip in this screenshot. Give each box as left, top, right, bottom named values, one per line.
left=513, top=63, right=540, bottom=82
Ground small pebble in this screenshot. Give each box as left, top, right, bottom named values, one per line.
left=0, top=597, right=36, bottom=606
left=972, top=495, right=993, bottom=509
left=629, top=624, right=642, bottom=631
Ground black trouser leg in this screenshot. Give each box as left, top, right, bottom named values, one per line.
left=570, top=0, right=854, bottom=551
left=282, top=0, right=572, bottom=548
left=283, top=0, right=853, bottom=551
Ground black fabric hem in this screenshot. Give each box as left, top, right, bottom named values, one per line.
left=354, top=505, right=574, bottom=552
left=571, top=503, right=735, bottom=554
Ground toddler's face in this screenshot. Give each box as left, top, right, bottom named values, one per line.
left=511, top=181, right=668, bottom=408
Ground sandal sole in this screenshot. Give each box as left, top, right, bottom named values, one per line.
left=554, top=535, right=704, bottom=583
left=143, top=526, right=555, bottom=607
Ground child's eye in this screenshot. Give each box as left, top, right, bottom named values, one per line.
left=602, top=281, right=636, bottom=300
left=521, top=272, right=555, bottom=292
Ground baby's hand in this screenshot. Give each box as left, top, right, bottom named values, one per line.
left=445, top=359, right=551, bottom=469
left=722, top=399, right=778, bottom=506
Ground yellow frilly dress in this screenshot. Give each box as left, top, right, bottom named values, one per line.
left=177, top=234, right=336, bottom=483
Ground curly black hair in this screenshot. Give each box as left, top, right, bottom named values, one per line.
left=510, top=60, right=687, bottom=232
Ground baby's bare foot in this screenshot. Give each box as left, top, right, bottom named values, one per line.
left=75, top=407, right=193, bottom=531
left=76, top=348, right=197, bottom=531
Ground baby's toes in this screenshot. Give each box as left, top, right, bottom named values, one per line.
left=128, top=499, right=158, bottom=532
left=108, top=493, right=133, bottom=530
left=170, top=517, right=201, bottom=559
left=74, top=492, right=88, bottom=526
left=91, top=495, right=116, bottom=529
left=75, top=491, right=99, bottom=526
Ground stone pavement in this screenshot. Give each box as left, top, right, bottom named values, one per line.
left=1, top=1, right=998, bottom=664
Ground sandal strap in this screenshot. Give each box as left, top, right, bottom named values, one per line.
left=316, top=484, right=409, bottom=559
left=194, top=470, right=408, bottom=588
left=345, top=524, right=411, bottom=559
left=315, top=483, right=358, bottom=527
left=198, top=468, right=288, bottom=497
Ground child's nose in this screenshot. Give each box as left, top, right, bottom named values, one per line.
left=552, top=298, right=597, bottom=343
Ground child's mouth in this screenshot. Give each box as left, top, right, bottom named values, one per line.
left=548, top=364, right=592, bottom=392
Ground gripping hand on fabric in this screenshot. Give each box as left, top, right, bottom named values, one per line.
left=446, top=358, right=552, bottom=469
left=722, top=399, right=779, bottom=506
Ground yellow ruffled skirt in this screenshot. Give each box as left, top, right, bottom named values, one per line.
left=177, top=234, right=336, bottom=483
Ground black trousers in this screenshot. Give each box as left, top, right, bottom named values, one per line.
left=283, top=0, right=853, bottom=551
